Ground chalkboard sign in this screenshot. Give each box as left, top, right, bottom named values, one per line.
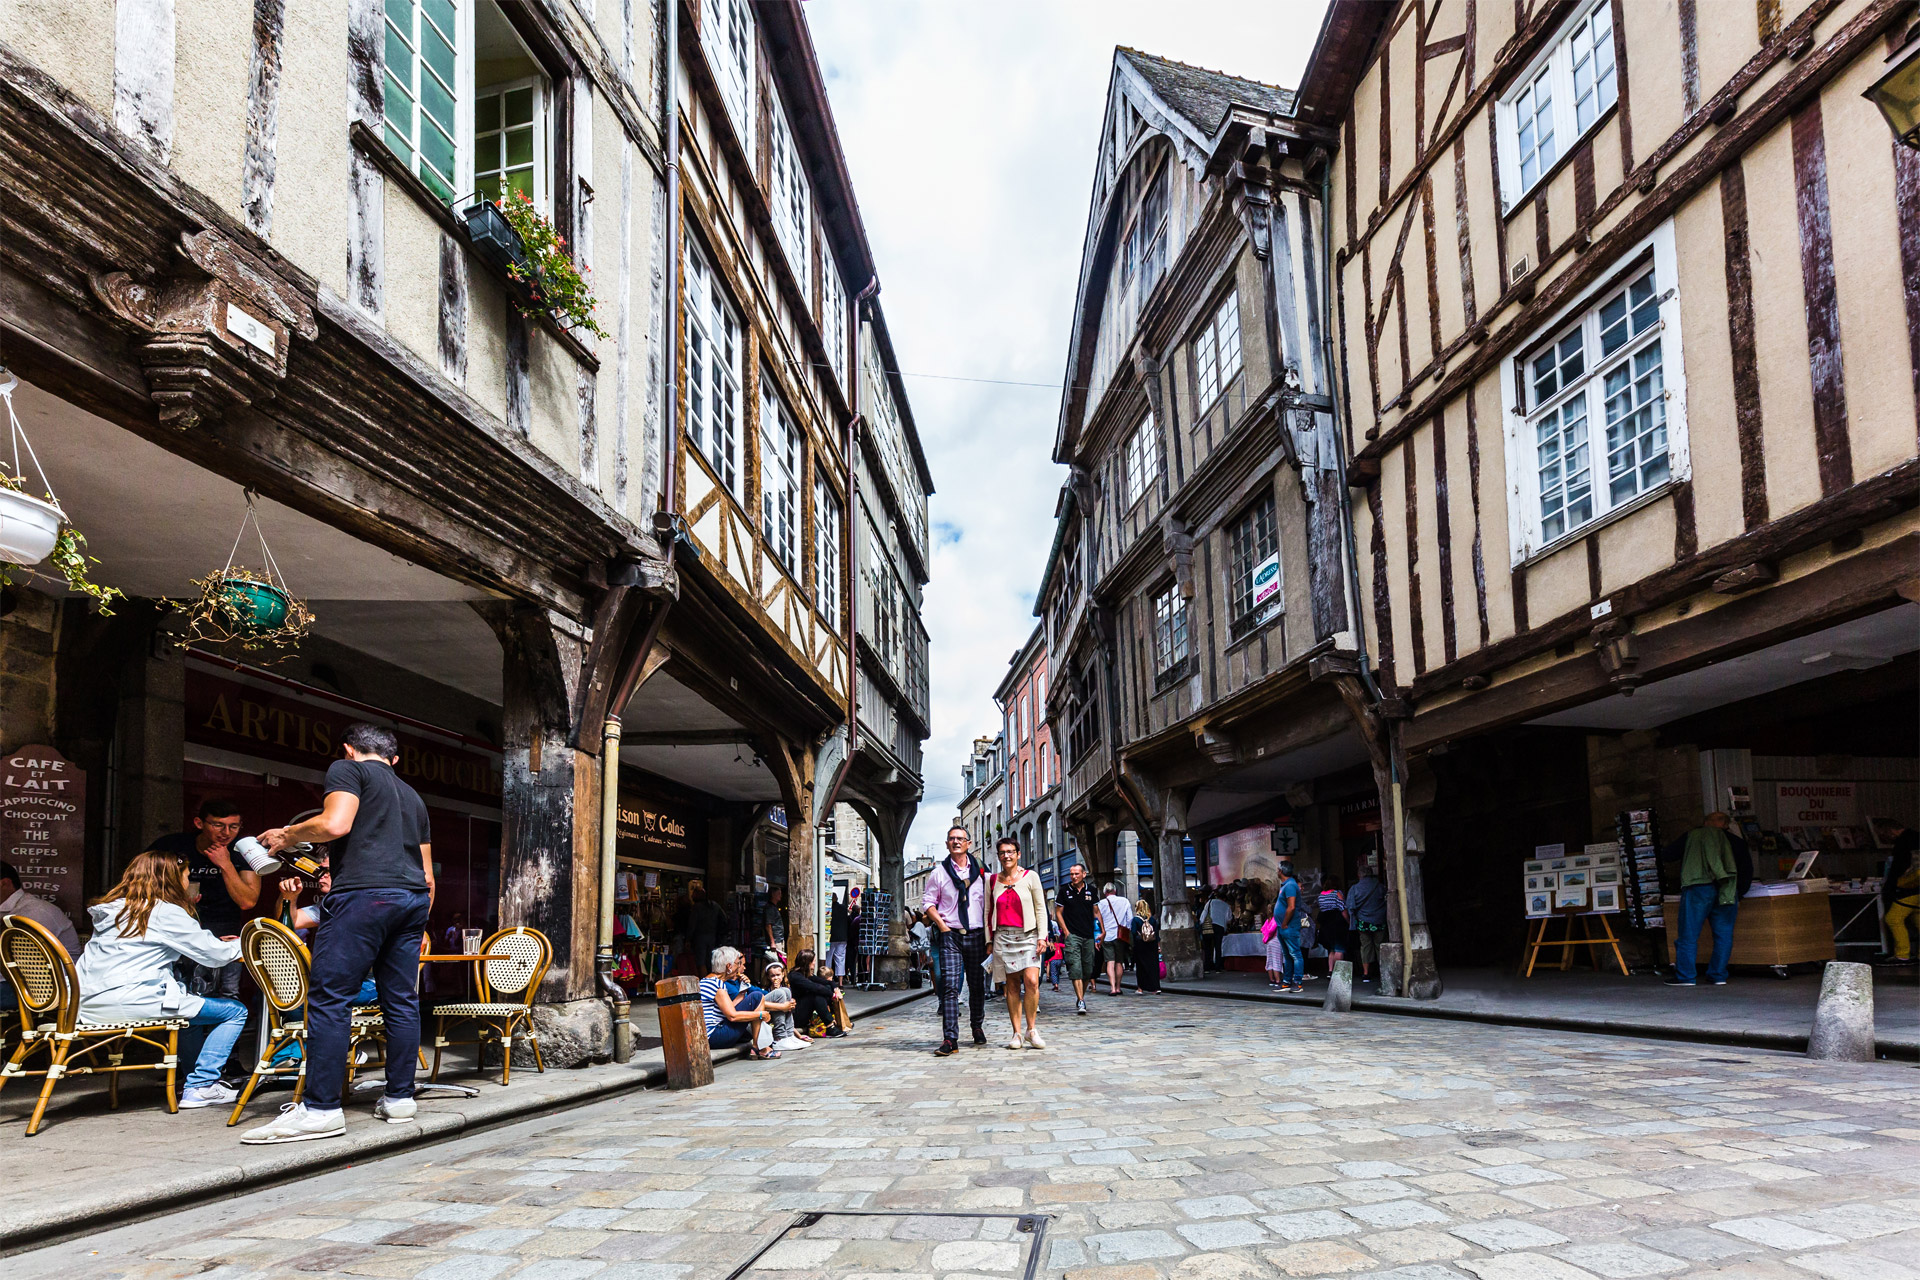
left=1, top=746, right=86, bottom=936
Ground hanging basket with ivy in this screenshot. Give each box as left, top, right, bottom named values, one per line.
left=178, top=493, right=313, bottom=654
left=458, top=189, right=607, bottom=341
left=0, top=368, right=125, bottom=613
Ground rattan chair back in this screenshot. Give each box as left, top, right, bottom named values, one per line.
left=0, top=916, right=76, bottom=1033
left=478, top=927, right=550, bottom=1004
left=240, top=918, right=310, bottom=1013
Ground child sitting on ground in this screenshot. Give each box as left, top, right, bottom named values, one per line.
left=760, top=961, right=811, bottom=1051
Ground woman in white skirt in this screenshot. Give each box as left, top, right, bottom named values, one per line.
left=986, top=835, right=1050, bottom=1049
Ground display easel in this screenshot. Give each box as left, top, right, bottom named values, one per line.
left=1522, top=908, right=1628, bottom=977
left=853, top=889, right=891, bottom=991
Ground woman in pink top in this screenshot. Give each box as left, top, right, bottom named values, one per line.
left=987, top=835, right=1050, bottom=1050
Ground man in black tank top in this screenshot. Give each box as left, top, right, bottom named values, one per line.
left=243, top=723, right=435, bottom=1144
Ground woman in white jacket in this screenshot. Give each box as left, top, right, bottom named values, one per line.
left=75, top=851, right=247, bottom=1109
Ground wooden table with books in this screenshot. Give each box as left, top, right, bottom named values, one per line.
left=1662, top=886, right=1835, bottom=975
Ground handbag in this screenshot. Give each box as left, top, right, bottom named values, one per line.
left=1260, top=916, right=1279, bottom=944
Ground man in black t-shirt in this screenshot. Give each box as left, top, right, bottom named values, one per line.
left=243, top=723, right=434, bottom=1145
left=1053, top=862, right=1100, bottom=1015
left=147, top=798, right=259, bottom=999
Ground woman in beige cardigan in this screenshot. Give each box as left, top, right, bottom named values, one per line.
left=987, top=835, right=1051, bottom=1049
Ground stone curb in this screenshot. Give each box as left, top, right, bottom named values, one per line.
left=1125, top=976, right=1919, bottom=1061
left=0, top=987, right=934, bottom=1257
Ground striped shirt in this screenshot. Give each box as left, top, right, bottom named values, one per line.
left=699, top=975, right=725, bottom=1034
left=1318, top=889, right=1347, bottom=915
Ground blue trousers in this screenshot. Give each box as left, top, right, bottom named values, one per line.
left=1675, top=884, right=1737, bottom=983
left=1278, top=926, right=1304, bottom=985
left=936, top=928, right=988, bottom=1044
left=182, top=997, right=250, bottom=1089
left=707, top=989, right=763, bottom=1049
left=304, top=887, right=430, bottom=1109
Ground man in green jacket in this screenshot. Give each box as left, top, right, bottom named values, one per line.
left=1667, top=812, right=1741, bottom=986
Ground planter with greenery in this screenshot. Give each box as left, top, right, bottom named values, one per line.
left=0, top=371, right=124, bottom=613
left=178, top=496, right=313, bottom=655
left=458, top=189, right=607, bottom=341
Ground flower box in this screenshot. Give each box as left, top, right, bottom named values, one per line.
left=458, top=198, right=544, bottom=309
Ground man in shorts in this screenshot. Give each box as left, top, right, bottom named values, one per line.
left=1053, top=862, right=1100, bottom=1015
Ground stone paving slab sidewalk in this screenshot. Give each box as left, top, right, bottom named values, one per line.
left=0, top=986, right=931, bottom=1253
left=1125, top=965, right=1920, bottom=1059
left=17, top=985, right=1920, bottom=1280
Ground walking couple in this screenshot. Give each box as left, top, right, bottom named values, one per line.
left=922, top=826, right=1048, bottom=1056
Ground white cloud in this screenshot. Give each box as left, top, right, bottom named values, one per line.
left=806, top=0, right=1329, bottom=864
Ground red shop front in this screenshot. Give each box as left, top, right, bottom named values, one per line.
left=181, top=654, right=504, bottom=948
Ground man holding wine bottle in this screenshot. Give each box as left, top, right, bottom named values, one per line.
left=241, top=722, right=434, bottom=1145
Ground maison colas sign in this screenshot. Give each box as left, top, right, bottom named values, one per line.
left=616, top=790, right=707, bottom=869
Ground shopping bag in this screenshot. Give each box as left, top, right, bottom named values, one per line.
left=1261, top=916, right=1279, bottom=944
left=834, top=1000, right=853, bottom=1033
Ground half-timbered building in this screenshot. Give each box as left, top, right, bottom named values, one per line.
left=1304, top=0, right=1919, bottom=981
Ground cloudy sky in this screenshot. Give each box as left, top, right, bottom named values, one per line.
left=806, top=0, right=1330, bottom=863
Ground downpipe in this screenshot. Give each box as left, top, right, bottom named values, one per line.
left=598, top=714, right=633, bottom=1063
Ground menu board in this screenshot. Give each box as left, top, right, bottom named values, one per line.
left=1, top=746, right=86, bottom=936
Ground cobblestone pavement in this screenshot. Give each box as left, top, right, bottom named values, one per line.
left=21, top=986, right=1920, bottom=1280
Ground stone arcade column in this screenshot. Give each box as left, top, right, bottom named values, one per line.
left=480, top=602, right=610, bottom=1066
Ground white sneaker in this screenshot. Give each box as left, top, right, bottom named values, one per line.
left=1075, top=999, right=1087, bottom=1015
left=1025, top=1029, right=1047, bottom=1050
left=241, top=1102, right=346, bottom=1144
left=1006, top=1035, right=1025, bottom=1050
left=773, top=1035, right=808, bottom=1051
left=373, top=1094, right=417, bottom=1123
left=179, top=1082, right=238, bottom=1109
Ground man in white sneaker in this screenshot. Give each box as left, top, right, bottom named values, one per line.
left=243, top=723, right=434, bottom=1144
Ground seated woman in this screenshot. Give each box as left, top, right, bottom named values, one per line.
left=75, top=850, right=249, bottom=1109
left=699, top=946, right=777, bottom=1058
left=760, top=960, right=810, bottom=1051
left=788, top=949, right=847, bottom=1038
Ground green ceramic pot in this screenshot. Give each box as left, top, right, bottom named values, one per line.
left=215, top=577, right=291, bottom=634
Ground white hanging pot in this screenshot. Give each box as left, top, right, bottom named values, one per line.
left=0, top=487, right=63, bottom=567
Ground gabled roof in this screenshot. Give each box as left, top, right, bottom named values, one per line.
left=1116, top=48, right=1296, bottom=139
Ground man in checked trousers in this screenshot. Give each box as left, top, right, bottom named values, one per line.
left=921, top=825, right=990, bottom=1056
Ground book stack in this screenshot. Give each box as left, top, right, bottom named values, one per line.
left=1617, top=808, right=1663, bottom=929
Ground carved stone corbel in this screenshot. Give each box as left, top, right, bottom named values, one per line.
left=89, top=230, right=317, bottom=430
left=1164, top=515, right=1196, bottom=600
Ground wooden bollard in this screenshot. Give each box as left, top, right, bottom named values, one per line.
left=655, top=975, right=714, bottom=1089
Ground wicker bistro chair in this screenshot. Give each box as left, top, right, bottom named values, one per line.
left=227, top=917, right=390, bottom=1125
left=0, top=916, right=188, bottom=1137
left=431, top=927, right=551, bottom=1086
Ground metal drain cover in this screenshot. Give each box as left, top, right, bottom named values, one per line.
left=725, top=1211, right=1050, bottom=1279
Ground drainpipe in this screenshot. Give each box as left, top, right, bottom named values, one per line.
left=1317, top=155, right=1414, bottom=989
left=596, top=0, right=684, bottom=1061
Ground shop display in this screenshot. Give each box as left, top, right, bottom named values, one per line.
left=851, top=889, right=892, bottom=990
left=1615, top=810, right=1664, bottom=930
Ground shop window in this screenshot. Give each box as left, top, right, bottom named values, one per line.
left=1193, top=291, right=1243, bottom=411
left=759, top=378, right=802, bottom=576
left=1497, top=0, right=1617, bottom=206
left=686, top=240, right=744, bottom=498
left=1227, top=493, right=1280, bottom=641
left=701, top=0, right=755, bottom=152
left=1504, top=226, right=1684, bottom=558
left=1123, top=413, right=1159, bottom=508
left=1152, top=581, right=1190, bottom=680
left=815, top=475, right=842, bottom=627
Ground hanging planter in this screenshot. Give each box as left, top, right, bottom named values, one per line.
left=0, top=368, right=125, bottom=613
left=177, top=492, right=313, bottom=655
left=457, top=196, right=543, bottom=310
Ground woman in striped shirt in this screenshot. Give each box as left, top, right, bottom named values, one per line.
left=700, top=946, right=778, bottom=1059
left=1316, top=877, right=1350, bottom=972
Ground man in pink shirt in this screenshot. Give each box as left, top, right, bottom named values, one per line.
left=922, top=826, right=989, bottom=1056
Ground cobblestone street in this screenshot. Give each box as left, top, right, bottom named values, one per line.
left=21, top=987, right=1920, bottom=1280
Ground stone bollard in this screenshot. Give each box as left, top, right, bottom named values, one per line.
left=1807, top=961, right=1876, bottom=1062
left=1323, top=959, right=1353, bottom=1012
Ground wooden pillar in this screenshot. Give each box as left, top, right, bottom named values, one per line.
left=1156, top=787, right=1200, bottom=980
left=481, top=602, right=594, bottom=1002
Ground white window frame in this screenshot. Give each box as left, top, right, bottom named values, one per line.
left=685, top=240, right=745, bottom=500
left=1501, top=222, right=1689, bottom=565
left=815, top=474, right=842, bottom=627
left=383, top=0, right=475, bottom=203
left=820, top=259, right=848, bottom=392
left=1152, top=582, right=1190, bottom=677
left=1123, top=414, right=1159, bottom=508
left=759, top=376, right=802, bottom=577
left=700, top=0, right=754, bottom=154
left=1496, top=0, right=1618, bottom=209
left=767, top=91, right=811, bottom=297
left=1194, top=291, right=1243, bottom=411
left=472, top=74, right=551, bottom=213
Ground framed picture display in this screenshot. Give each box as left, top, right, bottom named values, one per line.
left=1592, top=886, right=1620, bottom=913
left=1555, top=885, right=1589, bottom=910
left=1560, top=870, right=1588, bottom=888
left=1571, top=855, right=1593, bottom=869
left=1593, top=867, right=1620, bottom=885
left=1594, top=852, right=1619, bottom=867
left=1548, top=858, right=1571, bottom=872
left=1788, top=850, right=1820, bottom=880
left=1524, top=859, right=1547, bottom=874
left=1525, top=873, right=1558, bottom=892
left=1526, top=891, right=1553, bottom=918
